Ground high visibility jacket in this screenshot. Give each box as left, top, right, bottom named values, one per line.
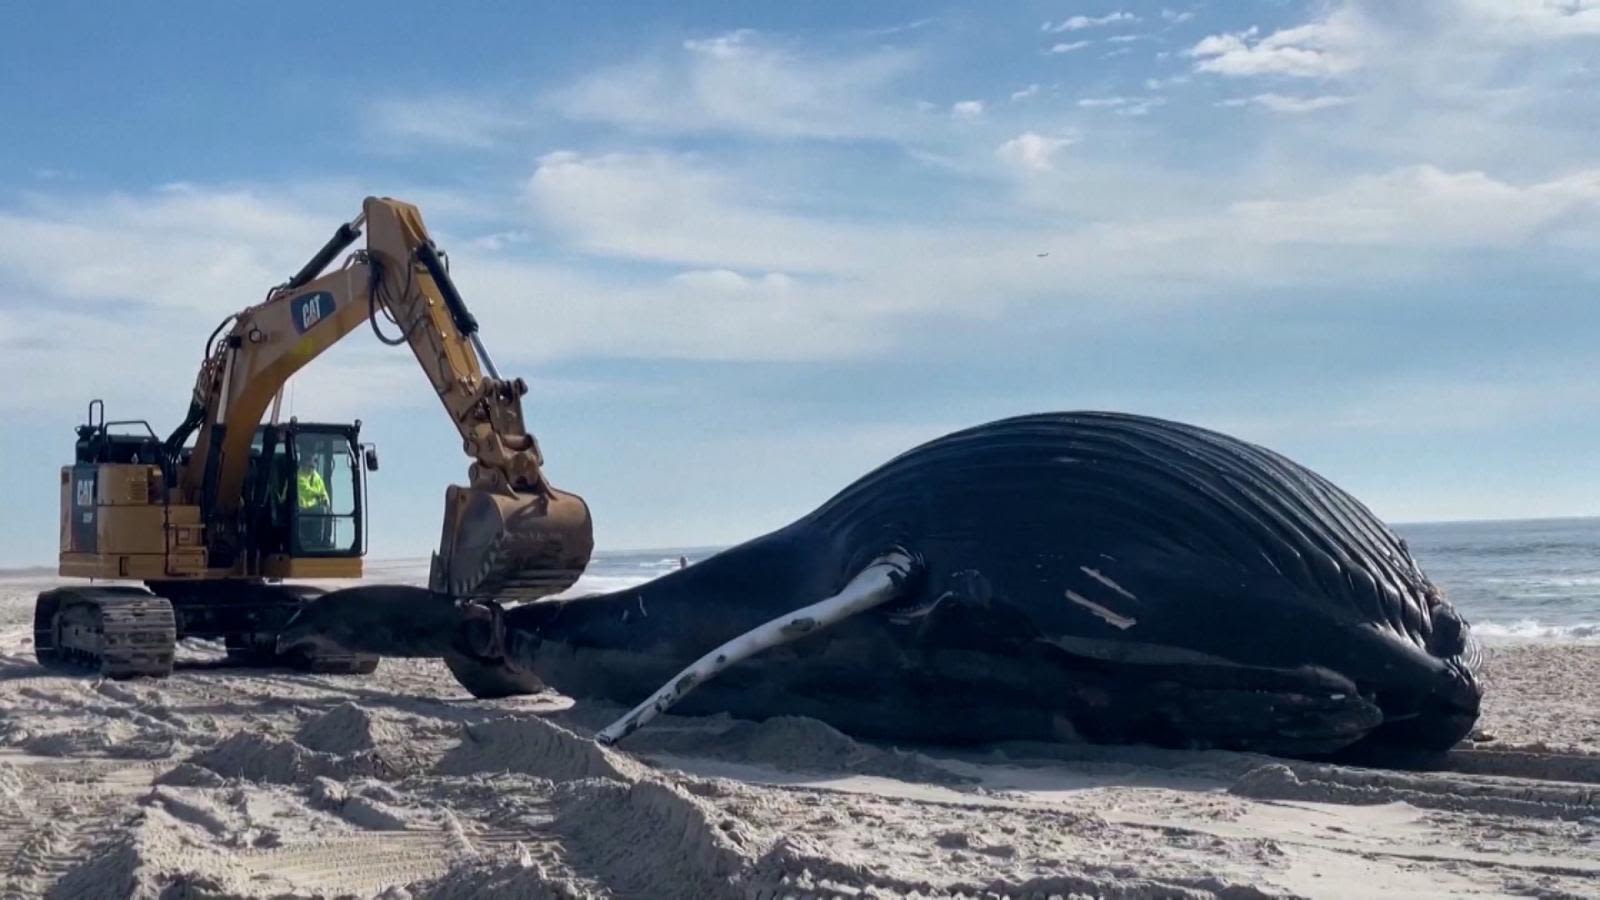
left=297, top=470, right=330, bottom=510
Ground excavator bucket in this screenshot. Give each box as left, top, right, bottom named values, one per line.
left=430, top=481, right=594, bottom=602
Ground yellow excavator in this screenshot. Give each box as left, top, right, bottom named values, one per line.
left=34, top=197, right=594, bottom=678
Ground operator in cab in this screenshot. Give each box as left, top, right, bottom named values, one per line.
left=296, top=455, right=332, bottom=549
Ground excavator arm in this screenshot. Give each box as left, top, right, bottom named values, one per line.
left=166, top=197, right=592, bottom=600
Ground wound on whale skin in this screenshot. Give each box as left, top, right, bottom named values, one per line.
left=291, top=412, right=1485, bottom=760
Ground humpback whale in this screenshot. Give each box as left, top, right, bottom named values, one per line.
left=280, top=412, right=1483, bottom=759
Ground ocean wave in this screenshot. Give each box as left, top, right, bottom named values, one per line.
left=1409, top=533, right=1600, bottom=555
left=555, top=573, right=657, bottom=597
left=1471, top=618, right=1600, bottom=642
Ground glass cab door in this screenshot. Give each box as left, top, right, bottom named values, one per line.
left=287, top=430, right=363, bottom=557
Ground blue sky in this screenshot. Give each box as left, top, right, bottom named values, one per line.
left=2, top=1, right=1598, bottom=565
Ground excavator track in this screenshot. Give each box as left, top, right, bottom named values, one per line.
left=34, top=587, right=176, bottom=679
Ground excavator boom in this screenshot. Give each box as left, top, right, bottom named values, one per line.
left=170, top=196, right=592, bottom=600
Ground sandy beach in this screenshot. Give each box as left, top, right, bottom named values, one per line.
left=1, top=623, right=1596, bottom=899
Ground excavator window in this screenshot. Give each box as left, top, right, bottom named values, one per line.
left=266, top=441, right=294, bottom=552
left=287, top=430, right=361, bottom=557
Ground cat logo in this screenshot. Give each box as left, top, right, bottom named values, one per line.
left=75, top=477, right=95, bottom=507
left=290, top=291, right=337, bottom=335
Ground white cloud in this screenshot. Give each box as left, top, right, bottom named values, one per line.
left=1049, top=40, right=1091, bottom=53
left=1209, top=367, right=1600, bottom=446
left=668, top=268, right=795, bottom=293
left=1161, top=8, right=1196, bottom=25
left=1077, top=96, right=1167, bottom=116
left=1223, top=165, right=1600, bottom=246
left=366, top=95, right=527, bottom=149
left=8, top=155, right=1597, bottom=417
left=996, top=133, right=1074, bottom=172
left=549, top=29, right=920, bottom=141
left=524, top=150, right=920, bottom=276
left=1188, top=8, right=1366, bottom=77
left=682, top=29, right=757, bottom=58
left=1220, top=93, right=1353, bottom=113
left=0, top=179, right=906, bottom=404
left=951, top=99, right=985, bottom=119
left=1169, top=1, right=1600, bottom=173
left=1010, top=83, right=1042, bottom=101
left=0, top=186, right=331, bottom=312
left=1450, top=0, right=1600, bottom=41
left=1043, top=12, right=1138, bottom=33
left=0, top=189, right=446, bottom=417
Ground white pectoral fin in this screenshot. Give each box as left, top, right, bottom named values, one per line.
left=595, top=549, right=918, bottom=746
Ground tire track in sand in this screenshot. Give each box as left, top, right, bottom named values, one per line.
left=0, top=758, right=161, bottom=899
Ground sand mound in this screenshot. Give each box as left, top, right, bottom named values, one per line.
left=308, top=776, right=429, bottom=830
left=47, top=807, right=299, bottom=900
left=295, top=702, right=407, bottom=755
left=19, top=723, right=177, bottom=760
left=623, top=714, right=972, bottom=785
left=0, top=763, right=25, bottom=797
left=434, top=715, right=644, bottom=782
left=546, top=777, right=763, bottom=899
left=189, top=732, right=395, bottom=784
left=417, top=766, right=767, bottom=899
left=154, top=762, right=229, bottom=788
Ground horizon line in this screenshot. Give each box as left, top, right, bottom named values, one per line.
left=0, top=515, right=1595, bottom=576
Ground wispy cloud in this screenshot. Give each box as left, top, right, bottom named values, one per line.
left=1144, top=74, right=1191, bottom=90
left=1048, top=40, right=1091, bottom=53
left=996, top=132, right=1074, bottom=172
left=1043, top=12, right=1138, bottom=33
left=1219, top=93, right=1353, bottom=113
left=1076, top=95, right=1167, bottom=116
left=1188, top=8, right=1366, bottom=78
left=366, top=95, right=529, bottom=149
left=548, top=29, right=921, bottom=141
left=1223, top=165, right=1600, bottom=247
left=1449, top=0, right=1600, bottom=41
left=951, top=99, right=985, bottom=119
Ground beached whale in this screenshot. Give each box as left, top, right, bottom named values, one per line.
left=279, top=412, right=1483, bottom=759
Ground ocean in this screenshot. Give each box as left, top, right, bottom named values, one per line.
left=2, top=520, right=1596, bottom=642
left=1395, top=517, right=1600, bottom=642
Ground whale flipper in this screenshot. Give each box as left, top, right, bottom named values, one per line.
left=596, top=550, right=919, bottom=745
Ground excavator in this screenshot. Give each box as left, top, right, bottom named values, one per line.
left=34, top=197, right=594, bottom=679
